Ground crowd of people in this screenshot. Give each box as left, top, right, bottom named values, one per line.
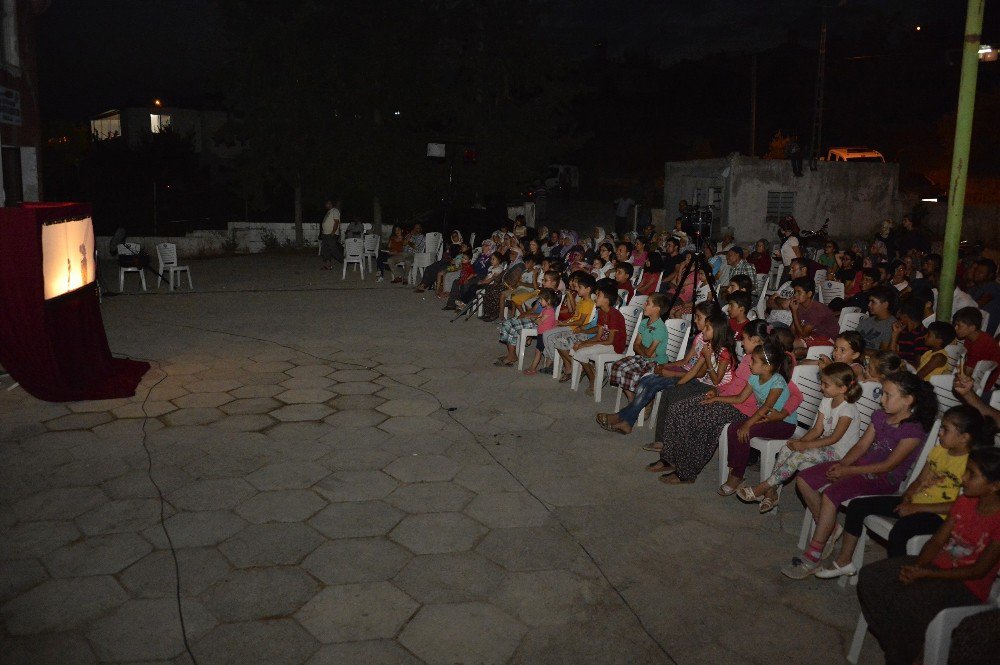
left=376, top=210, right=1000, bottom=663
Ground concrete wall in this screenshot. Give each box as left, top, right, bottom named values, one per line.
left=921, top=202, right=1000, bottom=251
left=664, top=156, right=901, bottom=244
left=96, top=222, right=322, bottom=259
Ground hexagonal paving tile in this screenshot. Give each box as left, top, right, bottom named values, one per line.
left=220, top=397, right=282, bottom=415
left=212, top=414, right=275, bottom=432
left=234, top=490, right=326, bottom=523
left=286, top=364, right=334, bottom=378
left=168, top=478, right=257, bottom=511
left=161, top=408, right=225, bottom=427
left=385, top=482, right=474, bottom=513
left=120, top=547, right=231, bottom=597
left=269, top=404, right=334, bottom=422
left=295, top=582, right=418, bottom=643
left=185, top=378, right=243, bottom=393
left=42, top=533, right=152, bottom=577
left=200, top=567, right=319, bottom=622
left=303, top=537, right=412, bottom=584
left=306, top=641, right=422, bottom=665
left=389, top=512, right=488, bottom=554
left=143, top=510, right=246, bottom=548
left=43, top=412, right=114, bottom=431
left=493, top=570, right=601, bottom=626
left=322, top=409, right=386, bottom=429
left=229, top=384, right=285, bottom=399
left=393, top=551, right=506, bottom=604
left=172, top=392, right=234, bottom=409
left=246, top=462, right=329, bottom=490
left=378, top=416, right=446, bottom=436
left=383, top=454, right=460, bottom=483
left=0, top=559, right=48, bottom=604
left=112, top=400, right=177, bottom=418
left=281, top=376, right=335, bottom=391
left=192, top=619, right=319, bottom=665
left=464, top=492, right=551, bottom=529
left=476, top=527, right=595, bottom=575
left=1, top=576, right=128, bottom=634
left=218, top=522, right=325, bottom=568
left=455, top=465, right=524, bottom=494
left=330, top=381, right=381, bottom=396
left=276, top=388, right=336, bottom=405
left=85, top=598, right=216, bottom=661
left=399, top=602, right=526, bottom=665
left=12, top=486, right=107, bottom=521
left=374, top=363, right=422, bottom=375
left=308, top=501, right=403, bottom=539
left=75, top=498, right=164, bottom=535
left=487, top=412, right=554, bottom=431
left=328, top=369, right=379, bottom=383
left=376, top=398, right=439, bottom=417
left=0, top=521, right=80, bottom=559
left=313, top=470, right=398, bottom=502
left=242, top=360, right=294, bottom=373
left=330, top=394, right=386, bottom=411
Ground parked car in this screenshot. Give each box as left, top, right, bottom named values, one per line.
left=826, top=147, right=885, bottom=163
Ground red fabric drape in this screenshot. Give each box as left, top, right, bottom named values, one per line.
left=0, top=203, right=148, bottom=401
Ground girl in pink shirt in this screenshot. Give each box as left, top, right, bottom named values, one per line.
left=523, top=289, right=558, bottom=376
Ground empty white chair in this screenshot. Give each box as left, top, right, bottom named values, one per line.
left=838, top=306, right=862, bottom=330
left=752, top=280, right=769, bottom=319
left=570, top=303, right=644, bottom=402
left=342, top=237, right=365, bottom=280
left=118, top=242, right=147, bottom=291
left=363, top=234, right=380, bottom=271
left=930, top=374, right=962, bottom=418
left=155, top=242, right=192, bottom=291
left=813, top=269, right=828, bottom=283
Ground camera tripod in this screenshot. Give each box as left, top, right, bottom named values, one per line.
left=664, top=243, right=723, bottom=329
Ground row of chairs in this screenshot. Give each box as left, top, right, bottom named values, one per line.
left=118, top=242, right=193, bottom=292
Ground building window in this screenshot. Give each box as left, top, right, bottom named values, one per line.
left=766, top=191, right=795, bottom=224
left=1, top=0, right=18, bottom=70
left=150, top=114, right=171, bottom=133
left=91, top=113, right=121, bottom=140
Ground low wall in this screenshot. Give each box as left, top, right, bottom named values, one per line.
left=921, top=203, right=1000, bottom=250
left=97, top=222, right=322, bottom=259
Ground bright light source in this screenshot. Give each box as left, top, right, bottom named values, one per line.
left=153, top=99, right=162, bottom=107
left=426, top=143, right=446, bottom=158
left=42, top=216, right=95, bottom=300
left=921, top=198, right=939, bottom=203
left=392, top=110, right=401, bottom=116
left=979, top=45, right=998, bottom=62
left=915, top=25, right=921, bottom=31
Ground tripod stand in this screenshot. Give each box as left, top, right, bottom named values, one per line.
left=664, top=238, right=723, bottom=330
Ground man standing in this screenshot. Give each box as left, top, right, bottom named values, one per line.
left=613, top=194, right=635, bottom=237
left=320, top=199, right=341, bottom=270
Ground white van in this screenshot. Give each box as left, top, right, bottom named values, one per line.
left=826, top=147, right=885, bottom=163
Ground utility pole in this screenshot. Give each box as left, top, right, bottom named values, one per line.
left=938, top=0, right=986, bottom=320
left=808, top=9, right=828, bottom=169
left=750, top=54, right=757, bottom=156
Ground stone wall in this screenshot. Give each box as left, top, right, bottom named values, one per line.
left=97, top=222, right=323, bottom=259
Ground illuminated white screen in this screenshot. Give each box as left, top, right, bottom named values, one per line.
left=42, top=216, right=95, bottom=300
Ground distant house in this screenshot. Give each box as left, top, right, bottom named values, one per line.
left=91, top=105, right=244, bottom=160
left=663, top=156, right=901, bottom=242
left=0, top=0, right=45, bottom=206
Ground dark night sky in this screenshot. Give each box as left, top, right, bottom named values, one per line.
left=35, top=0, right=975, bottom=123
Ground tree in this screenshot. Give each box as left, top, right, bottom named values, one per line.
left=763, top=130, right=791, bottom=160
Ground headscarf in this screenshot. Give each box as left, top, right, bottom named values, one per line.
left=481, top=239, right=496, bottom=257
left=559, top=230, right=579, bottom=257
left=450, top=229, right=464, bottom=244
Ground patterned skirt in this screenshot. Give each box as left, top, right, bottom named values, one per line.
left=609, top=356, right=657, bottom=392
left=657, top=396, right=741, bottom=481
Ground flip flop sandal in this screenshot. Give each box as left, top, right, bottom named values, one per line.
left=641, top=442, right=664, bottom=452
left=595, top=413, right=609, bottom=427
left=759, top=496, right=780, bottom=514
left=558, top=374, right=573, bottom=383
left=660, top=474, right=694, bottom=485
left=646, top=461, right=674, bottom=473
left=736, top=486, right=764, bottom=503
left=716, top=482, right=741, bottom=497
left=523, top=369, right=537, bottom=376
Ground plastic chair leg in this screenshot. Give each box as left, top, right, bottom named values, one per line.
left=139, top=271, right=146, bottom=291
left=594, top=363, right=605, bottom=403
left=186, top=269, right=193, bottom=290
left=551, top=353, right=562, bottom=380
left=798, top=508, right=815, bottom=550
left=570, top=359, right=583, bottom=391
left=840, top=528, right=868, bottom=589
left=846, top=613, right=867, bottom=664
left=924, top=604, right=991, bottom=665
left=517, top=334, right=531, bottom=370
left=718, top=425, right=730, bottom=486
left=119, top=269, right=124, bottom=291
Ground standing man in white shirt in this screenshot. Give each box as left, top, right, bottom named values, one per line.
left=613, top=194, right=635, bottom=238
left=320, top=199, right=341, bottom=270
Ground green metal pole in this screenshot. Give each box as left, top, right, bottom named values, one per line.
left=938, top=0, right=985, bottom=320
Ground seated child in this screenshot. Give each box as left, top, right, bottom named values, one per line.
left=954, top=306, right=1000, bottom=390
left=569, top=283, right=627, bottom=394
left=737, top=362, right=861, bottom=513
left=864, top=349, right=905, bottom=383
left=615, top=262, right=635, bottom=306
left=496, top=270, right=561, bottom=366
left=543, top=274, right=598, bottom=380
left=856, top=286, right=897, bottom=353
left=609, top=294, right=671, bottom=401
left=765, top=282, right=794, bottom=328
left=726, top=291, right=752, bottom=336
left=789, top=277, right=839, bottom=355
left=635, top=253, right=663, bottom=296
left=811, top=330, right=866, bottom=380
left=856, top=447, right=1000, bottom=665
left=523, top=288, right=559, bottom=375
left=916, top=321, right=956, bottom=380
left=889, top=296, right=929, bottom=365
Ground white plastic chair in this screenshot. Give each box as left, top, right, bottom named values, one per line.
left=971, top=360, right=998, bottom=396
left=820, top=280, right=845, bottom=304
left=570, top=303, right=644, bottom=401
left=154, top=242, right=192, bottom=291
left=628, top=294, right=648, bottom=310
left=930, top=374, right=963, bottom=418
left=410, top=232, right=443, bottom=284
left=118, top=242, right=146, bottom=291
left=805, top=345, right=834, bottom=360
left=752, top=280, right=769, bottom=319
left=838, top=306, right=862, bottom=330
left=981, top=308, right=990, bottom=333
left=839, top=311, right=868, bottom=333
left=629, top=319, right=691, bottom=428
left=469, top=232, right=476, bottom=248
left=342, top=237, right=365, bottom=280
left=922, top=575, right=1000, bottom=665
left=516, top=292, right=566, bottom=370
left=813, top=269, right=828, bottom=283
left=631, top=267, right=643, bottom=288
left=363, top=234, right=380, bottom=271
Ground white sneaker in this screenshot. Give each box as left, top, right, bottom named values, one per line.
left=376, top=274, right=384, bottom=283
left=780, top=556, right=821, bottom=580
left=815, top=561, right=857, bottom=579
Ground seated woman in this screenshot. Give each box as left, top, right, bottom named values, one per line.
left=748, top=238, right=773, bottom=275
left=481, top=250, right=526, bottom=322
left=377, top=226, right=406, bottom=281
left=415, top=229, right=464, bottom=293
left=443, top=240, right=494, bottom=310
left=634, top=253, right=664, bottom=296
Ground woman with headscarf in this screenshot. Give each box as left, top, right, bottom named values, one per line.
left=443, top=239, right=494, bottom=310
left=481, top=248, right=526, bottom=321
left=415, top=229, right=463, bottom=293
left=748, top=238, right=772, bottom=275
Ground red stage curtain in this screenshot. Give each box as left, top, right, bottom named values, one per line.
left=0, top=203, right=148, bottom=402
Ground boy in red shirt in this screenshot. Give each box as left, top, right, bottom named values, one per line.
left=570, top=283, right=627, bottom=395
left=953, top=306, right=1000, bottom=390
left=790, top=277, right=840, bottom=358
left=726, top=290, right=752, bottom=337
left=614, top=263, right=635, bottom=307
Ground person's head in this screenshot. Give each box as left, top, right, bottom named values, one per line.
left=962, top=447, right=1000, bottom=499
left=902, top=215, right=914, bottom=231
left=549, top=231, right=559, bottom=244
left=725, top=246, right=744, bottom=266
left=868, top=351, right=904, bottom=382
left=693, top=301, right=719, bottom=332
left=974, top=258, right=998, bottom=284
left=514, top=214, right=525, bottom=227
left=867, top=286, right=896, bottom=318
left=523, top=254, right=538, bottom=270
left=599, top=243, right=614, bottom=260
left=528, top=238, right=540, bottom=254
left=895, top=296, right=924, bottom=327
left=922, top=253, right=942, bottom=277
left=615, top=262, right=634, bottom=283
left=592, top=256, right=605, bottom=271
left=876, top=264, right=891, bottom=284
left=537, top=287, right=557, bottom=309
left=645, top=293, right=669, bottom=321
left=754, top=238, right=769, bottom=255
left=789, top=258, right=809, bottom=280
left=925, top=321, right=956, bottom=350
left=324, top=199, right=334, bottom=210
left=727, top=291, right=751, bottom=320
left=824, top=240, right=839, bottom=256
left=729, top=274, right=753, bottom=294
left=541, top=270, right=560, bottom=289
left=952, top=307, right=984, bottom=339
left=703, top=310, right=736, bottom=360
left=412, top=223, right=423, bottom=234
left=616, top=243, right=632, bottom=261
left=634, top=237, right=645, bottom=252
left=880, top=371, right=938, bottom=431
left=778, top=216, right=799, bottom=238
left=833, top=331, right=865, bottom=364
left=594, top=282, right=617, bottom=310
left=392, top=225, right=404, bottom=238
left=741, top=320, right=770, bottom=355
left=575, top=273, right=596, bottom=296
left=790, top=277, right=815, bottom=306
left=645, top=252, right=664, bottom=274
left=769, top=325, right=796, bottom=356
left=752, top=341, right=792, bottom=381
left=940, top=405, right=995, bottom=454
left=489, top=253, right=502, bottom=267
left=840, top=250, right=857, bottom=269
left=859, top=268, right=880, bottom=293
left=665, top=237, right=680, bottom=255
left=888, top=259, right=907, bottom=283
left=821, top=362, right=862, bottom=403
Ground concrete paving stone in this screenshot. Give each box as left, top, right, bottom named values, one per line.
left=269, top=403, right=334, bottom=422
left=276, top=388, right=336, bottom=405
left=399, top=602, right=526, bottom=665
left=193, top=366, right=250, bottom=382
left=266, top=421, right=331, bottom=442
left=218, top=522, right=325, bottom=568
left=181, top=454, right=268, bottom=480
left=200, top=567, right=319, bottom=622
left=103, top=467, right=191, bottom=503
left=443, top=440, right=500, bottom=467
left=383, top=454, right=460, bottom=483
left=66, top=397, right=130, bottom=413
left=329, top=381, right=381, bottom=396
left=167, top=478, right=257, bottom=511
left=393, top=551, right=506, bottom=604
left=328, top=369, right=379, bottom=383
left=234, top=490, right=326, bottom=523
left=171, top=392, right=234, bottom=409
left=309, top=501, right=404, bottom=539
left=219, top=397, right=282, bottom=415
left=146, top=384, right=190, bottom=401
left=389, top=512, right=488, bottom=555
left=112, top=400, right=178, bottom=418
left=161, top=408, right=225, bottom=427
left=487, top=412, right=554, bottom=431
left=76, top=498, right=165, bottom=535
left=329, top=394, right=385, bottom=411
left=373, top=363, right=423, bottom=375
left=0, top=632, right=97, bottom=665
left=88, top=418, right=161, bottom=446
left=303, top=537, right=412, bottom=584
left=143, top=511, right=247, bottom=549
left=246, top=461, right=329, bottom=490
left=464, top=492, right=552, bottom=529
left=280, top=376, right=335, bottom=390
left=528, top=475, right=613, bottom=507
left=12, top=486, right=107, bottom=521
left=0, top=420, right=47, bottom=442
left=43, top=412, right=114, bottom=431
left=511, top=615, right=667, bottom=664
left=313, top=470, right=398, bottom=502
left=376, top=398, right=439, bottom=417
left=211, top=413, right=275, bottom=432
left=185, top=379, right=242, bottom=394
left=306, top=640, right=422, bottom=665
left=43, top=457, right=133, bottom=488
left=191, top=618, right=320, bottom=664
left=322, top=409, right=386, bottom=429
left=378, top=416, right=446, bottom=436
left=86, top=597, right=217, bottom=662
left=240, top=371, right=293, bottom=387
left=42, top=532, right=152, bottom=577
left=295, top=582, right=418, bottom=643
left=454, top=465, right=524, bottom=494
left=264, top=437, right=332, bottom=462
left=120, top=547, right=231, bottom=597
left=0, top=521, right=80, bottom=559
left=381, top=433, right=453, bottom=457
left=19, top=429, right=101, bottom=452
left=385, top=482, right=475, bottom=513
left=494, top=570, right=602, bottom=626
left=417, top=367, right=469, bottom=382
left=375, top=384, right=431, bottom=400
left=1, top=576, right=128, bottom=634
left=0, top=558, right=48, bottom=604
left=250, top=348, right=299, bottom=362
left=229, top=383, right=286, bottom=400
left=286, top=364, right=335, bottom=378
left=476, top=527, right=599, bottom=577
left=242, top=360, right=294, bottom=373
left=163, top=362, right=210, bottom=376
